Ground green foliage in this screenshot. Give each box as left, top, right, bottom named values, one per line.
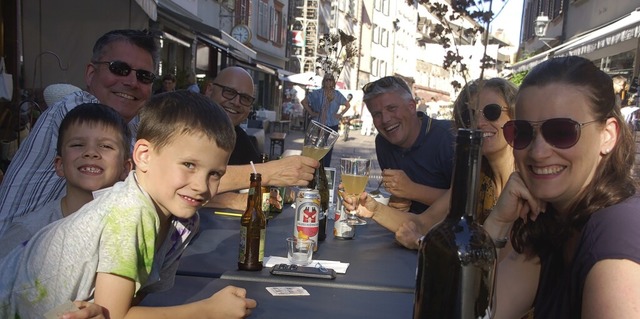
left=509, top=70, right=528, bottom=86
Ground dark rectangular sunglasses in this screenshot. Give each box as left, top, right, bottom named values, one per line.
left=92, top=61, right=156, bottom=85
left=502, top=118, right=599, bottom=150
left=461, top=103, right=507, bottom=127
left=362, top=76, right=412, bottom=95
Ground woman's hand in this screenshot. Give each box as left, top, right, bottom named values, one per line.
left=492, top=172, right=547, bottom=225
left=395, top=221, right=423, bottom=250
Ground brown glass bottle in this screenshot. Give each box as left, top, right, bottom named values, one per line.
left=260, top=154, right=271, bottom=219
left=413, top=129, right=497, bottom=318
left=238, top=173, right=267, bottom=271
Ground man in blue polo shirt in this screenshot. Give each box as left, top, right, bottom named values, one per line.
left=362, top=76, right=455, bottom=214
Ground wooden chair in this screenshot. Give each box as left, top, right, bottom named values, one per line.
left=269, top=132, right=287, bottom=159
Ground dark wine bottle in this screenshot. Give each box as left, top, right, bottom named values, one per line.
left=413, top=129, right=497, bottom=319
left=317, top=165, right=329, bottom=241
left=238, top=173, right=267, bottom=271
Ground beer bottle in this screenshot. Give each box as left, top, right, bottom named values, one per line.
left=413, top=129, right=497, bottom=318
left=317, top=165, right=329, bottom=241
left=260, top=154, right=271, bottom=220
left=238, top=173, right=267, bottom=271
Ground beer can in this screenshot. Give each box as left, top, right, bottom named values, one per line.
left=333, top=200, right=355, bottom=239
left=294, top=188, right=320, bottom=251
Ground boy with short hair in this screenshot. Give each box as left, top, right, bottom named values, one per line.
left=0, top=91, right=256, bottom=319
left=0, top=103, right=132, bottom=258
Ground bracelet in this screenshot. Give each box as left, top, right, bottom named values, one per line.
left=493, top=236, right=508, bottom=249
left=416, top=235, right=425, bottom=248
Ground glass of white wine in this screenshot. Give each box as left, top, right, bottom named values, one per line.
left=302, top=120, right=339, bottom=161
left=340, top=157, right=371, bottom=226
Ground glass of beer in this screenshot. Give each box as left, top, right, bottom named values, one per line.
left=302, top=120, right=339, bottom=161
left=340, top=157, right=371, bottom=226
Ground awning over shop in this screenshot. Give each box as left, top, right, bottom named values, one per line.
left=157, top=1, right=224, bottom=44
left=555, top=9, right=640, bottom=58
left=236, top=61, right=277, bottom=75
left=510, top=8, right=640, bottom=73
left=136, top=0, right=157, bottom=20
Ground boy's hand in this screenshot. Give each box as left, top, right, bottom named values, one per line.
left=204, top=285, right=257, bottom=319
left=60, top=301, right=105, bottom=319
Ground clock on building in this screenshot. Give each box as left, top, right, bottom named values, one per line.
left=231, top=24, right=252, bottom=44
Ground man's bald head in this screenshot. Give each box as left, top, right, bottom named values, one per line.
left=206, top=66, right=255, bottom=126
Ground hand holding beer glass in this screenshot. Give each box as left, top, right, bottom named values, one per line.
left=302, top=120, right=339, bottom=161
left=340, top=158, right=371, bottom=226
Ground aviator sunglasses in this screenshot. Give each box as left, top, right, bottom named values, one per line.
left=92, top=61, right=156, bottom=85
left=502, top=118, right=599, bottom=150
left=461, top=103, right=507, bottom=127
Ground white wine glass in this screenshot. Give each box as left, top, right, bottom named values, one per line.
left=340, top=158, right=370, bottom=226
left=302, top=120, right=339, bottom=161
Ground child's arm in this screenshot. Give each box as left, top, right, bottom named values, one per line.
left=94, top=273, right=257, bottom=319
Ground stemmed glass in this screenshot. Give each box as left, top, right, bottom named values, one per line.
left=302, top=120, right=339, bottom=161
left=340, top=158, right=371, bottom=226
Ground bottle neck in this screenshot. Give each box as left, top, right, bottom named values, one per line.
left=448, top=129, right=483, bottom=222
left=247, top=173, right=263, bottom=211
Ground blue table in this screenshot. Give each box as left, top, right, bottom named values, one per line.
left=177, top=206, right=417, bottom=293
left=141, top=276, right=415, bottom=319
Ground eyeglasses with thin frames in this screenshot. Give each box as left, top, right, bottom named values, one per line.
left=91, top=61, right=156, bottom=85
left=212, top=83, right=255, bottom=107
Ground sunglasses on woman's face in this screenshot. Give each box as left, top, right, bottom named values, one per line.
left=92, top=61, right=156, bottom=85
left=461, top=103, right=507, bottom=127
left=502, top=118, right=599, bottom=150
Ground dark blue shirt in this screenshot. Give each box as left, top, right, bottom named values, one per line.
left=375, top=112, right=455, bottom=213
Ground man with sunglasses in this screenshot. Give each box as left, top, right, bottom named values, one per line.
left=0, top=29, right=158, bottom=237
left=362, top=76, right=455, bottom=214
left=203, top=66, right=319, bottom=210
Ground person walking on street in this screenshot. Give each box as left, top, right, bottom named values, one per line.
left=301, top=74, right=351, bottom=167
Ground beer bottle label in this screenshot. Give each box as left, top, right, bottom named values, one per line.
left=259, top=229, right=266, bottom=262
left=261, top=191, right=270, bottom=214
left=238, top=226, right=248, bottom=263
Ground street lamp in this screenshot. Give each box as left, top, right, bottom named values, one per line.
left=534, top=13, right=553, bottom=49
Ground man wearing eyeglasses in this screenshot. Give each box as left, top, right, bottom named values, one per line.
left=0, top=29, right=158, bottom=236
left=362, top=76, right=455, bottom=214
left=203, top=66, right=319, bottom=210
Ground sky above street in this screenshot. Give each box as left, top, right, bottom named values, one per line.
left=489, top=0, right=524, bottom=45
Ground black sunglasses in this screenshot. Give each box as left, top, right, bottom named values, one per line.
left=362, top=76, right=412, bottom=96
left=92, top=61, right=155, bottom=85
left=461, top=103, right=507, bottom=127
left=212, top=83, right=255, bottom=107
left=502, top=118, right=599, bottom=150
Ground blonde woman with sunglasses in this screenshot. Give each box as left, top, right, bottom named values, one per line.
left=485, top=56, right=640, bottom=318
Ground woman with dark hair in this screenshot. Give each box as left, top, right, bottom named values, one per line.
left=486, top=56, right=640, bottom=318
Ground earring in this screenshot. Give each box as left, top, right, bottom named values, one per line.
left=603, top=149, right=611, bottom=155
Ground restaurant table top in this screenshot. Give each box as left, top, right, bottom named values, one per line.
left=176, top=206, right=418, bottom=293
left=141, top=276, right=415, bottom=319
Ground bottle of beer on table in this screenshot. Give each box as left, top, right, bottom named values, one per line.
left=260, top=154, right=271, bottom=220
left=238, top=173, right=267, bottom=271
left=413, top=129, right=497, bottom=318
